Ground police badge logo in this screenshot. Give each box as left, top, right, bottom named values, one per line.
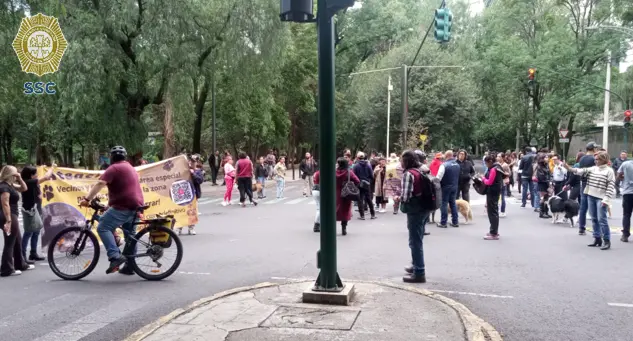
left=12, top=13, right=68, bottom=77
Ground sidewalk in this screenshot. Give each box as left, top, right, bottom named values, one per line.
left=125, top=281, right=502, bottom=341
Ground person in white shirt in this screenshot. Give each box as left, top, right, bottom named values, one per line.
left=551, top=155, right=568, bottom=200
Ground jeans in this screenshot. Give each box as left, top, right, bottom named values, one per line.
left=623, top=194, right=633, bottom=237
left=257, top=176, right=266, bottom=198
left=358, top=187, right=375, bottom=218
left=440, top=186, right=458, bottom=225
left=521, top=179, right=532, bottom=206
left=500, top=185, right=506, bottom=213
left=211, top=167, right=218, bottom=184
left=314, top=190, right=320, bottom=224
left=587, top=195, right=610, bottom=240
left=237, top=177, right=254, bottom=203
left=97, top=207, right=138, bottom=260
left=22, top=230, right=40, bottom=257
left=579, top=183, right=588, bottom=230
left=1, top=214, right=27, bottom=276
left=532, top=182, right=541, bottom=208
left=407, top=210, right=430, bottom=276
left=276, top=177, right=285, bottom=198
left=486, top=191, right=500, bottom=235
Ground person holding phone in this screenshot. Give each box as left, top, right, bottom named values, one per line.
left=1, top=166, right=34, bottom=277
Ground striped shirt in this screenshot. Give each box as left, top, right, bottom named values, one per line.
left=572, top=165, right=616, bottom=205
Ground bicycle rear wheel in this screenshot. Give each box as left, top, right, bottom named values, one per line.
left=47, top=226, right=100, bottom=280
left=127, top=225, right=183, bottom=281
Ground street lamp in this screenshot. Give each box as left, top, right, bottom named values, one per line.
left=386, top=76, right=393, bottom=157
left=280, top=0, right=355, bottom=301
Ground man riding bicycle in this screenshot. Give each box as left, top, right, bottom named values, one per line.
left=80, top=146, right=144, bottom=274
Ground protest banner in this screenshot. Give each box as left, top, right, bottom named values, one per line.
left=37, top=155, right=198, bottom=248
left=384, top=161, right=403, bottom=198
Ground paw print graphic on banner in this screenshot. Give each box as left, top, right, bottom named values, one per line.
left=43, top=185, right=54, bottom=201
left=163, top=160, right=174, bottom=172
left=170, top=180, right=194, bottom=205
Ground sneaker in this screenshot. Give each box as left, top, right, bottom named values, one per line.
left=106, top=256, right=127, bottom=274
left=221, top=201, right=228, bottom=206
left=437, top=223, right=448, bottom=228
left=188, top=227, right=196, bottom=235
left=24, top=264, right=35, bottom=270
left=379, top=208, right=386, bottom=213
left=358, top=216, right=366, bottom=220
left=483, top=234, right=499, bottom=240
left=11, top=270, right=22, bottom=276
left=177, top=228, right=182, bottom=235
left=578, top=229, right=586, bottom=236
left=118, top=265, right=135, bottom=275
left=450, top=223, right=459, bottom=228
left=500, top=212, right=506, bottom=218
left=252, top=201, right=258, bottom=206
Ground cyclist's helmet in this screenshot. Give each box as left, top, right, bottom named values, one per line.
left=414, top=149, right=426, bottom=163
left=110, top=146, right=127, bottom=159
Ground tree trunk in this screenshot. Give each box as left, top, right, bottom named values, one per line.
left=161, top=93, right=176, bottom=159
left=3, top=128, right=13, bottom=165
left=192, top=74, right=211, bottom=154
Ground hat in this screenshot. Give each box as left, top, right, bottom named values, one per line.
left=435, top=153, right=443, bottom=159
left=586, top=142, right=599, bottom=151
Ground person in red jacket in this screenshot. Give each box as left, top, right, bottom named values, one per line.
left=313, top=171, right=321, bottom=232
left=335, top=157, right=360, bottom=236
left=235, top=152, right=257, bottom=207
left=429, top=153, right=444, bottom=176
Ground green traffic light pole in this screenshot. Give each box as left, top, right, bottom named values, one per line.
left=280, top=0, right=354, bottom=292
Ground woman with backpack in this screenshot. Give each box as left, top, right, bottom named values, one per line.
left=399, top=150, right=432, bottom=283
left=480, top=154, right=505, bottom=240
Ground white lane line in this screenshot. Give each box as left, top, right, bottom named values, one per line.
left=198, top=198, right=222, bottom=205
left=32, top=299, right=146, bottom=341
left=608, top=303, right=633, bottom=308
left=179, top=271, right=211, bottom=275
left=285, top=198, right=308, bottom=205
left=431, top=289, right=514, bottom=299
left=308, top=200, right=316, bottom=205
left=264, top=197, right=289, bottom=205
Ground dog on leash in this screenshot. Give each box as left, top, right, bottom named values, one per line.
left=548, top=195, right=579, bottom=228
left=430, top=199, right=473, bottom=223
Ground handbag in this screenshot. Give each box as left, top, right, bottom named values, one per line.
left=341, top=170, right=360, bottom=200
left=22, top=207, right=43, bottom=233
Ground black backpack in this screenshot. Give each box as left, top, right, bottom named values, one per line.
left=409, top=169, right=440, bottom=211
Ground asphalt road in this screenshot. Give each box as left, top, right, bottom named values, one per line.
left=2, top=179, right=633, bottom=341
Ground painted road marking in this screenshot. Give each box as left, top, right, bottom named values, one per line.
left=286, top=198, right=308, bottom=205
left=198, top=198, right=222, bottom=205
left=608, top=303, right=633, bottom=308
left=264, top=197, right=289, bottom=205
left=430, top=289, right=514, bottom=299
left=0, top=294, right=85, bottom=331
left=179, top=271, right=212, bottom=276
left=32, top=299, right=146, bottom=341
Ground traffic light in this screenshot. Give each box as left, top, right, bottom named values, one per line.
left=434, top=8, right=453, bottom=42
left=528, top=67, right=536, bottom=86
left=625, top=109, right=632, bottom=128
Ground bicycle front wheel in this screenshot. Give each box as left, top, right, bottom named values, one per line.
left=127, top=225, right=183, bottom=281
left=47, top=226, right=100, bottom=280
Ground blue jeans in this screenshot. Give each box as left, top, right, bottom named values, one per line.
left=500, top=185, right=506, bottom=213
left=97, top=207, right=138, bottom=260
left=532, top=182, right=540, bottom=208
left=440, top=186, right=458, bottom=225
left=407, top=210, right=430, bottom=276
left=276, top=177, right=285, bottom=198
left=579, top=183, right=588, bottom=230
left=257, top=176, right=266, bottom=197
left=314, top=190, right=320, bottom=224
left=22, top=230, right=40, bottom=256
left=587, top=195, right=610, bottom=240
left=521, top=179, right=539, bottom=207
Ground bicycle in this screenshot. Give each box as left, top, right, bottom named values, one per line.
left=47, top=199, right=183, bottom=281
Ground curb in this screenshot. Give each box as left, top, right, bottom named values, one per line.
left=123, top=280, right=502, bottom=341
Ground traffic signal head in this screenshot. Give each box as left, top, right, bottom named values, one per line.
left=528, top=68, right=536, bottom=80
left=625, top=110, right=632, bottom=128
left=625, top=110, right=631, bottom=118
left=434, top=8, right=453, bottom=42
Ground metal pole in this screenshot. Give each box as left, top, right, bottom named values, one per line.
left=314, top=0, right=343, bottom=291
left=401, top=64, right=408, bottom=149
left=603, top=51, right=611, bottom=151
left=386, top=76, right=391, bottom=157
left=515, top=127, right=520, bottom=153
left=211, top=73, right=217, bottom=155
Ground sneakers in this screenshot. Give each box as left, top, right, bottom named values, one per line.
left=106, top=256, right=127, bottom=274
left=25, top=264, right=35, bottom=270
left=436, top=223, right=448, bottom=228
left=188, top=226, right=196, bottom=235
left=500, top=212, right=506, bottom=218
left=118, top=265, right=135, bottom=275
left=484, top=234, right=499, bottom=240
left=29, top=253, right=45, bottom=261
left=221, top=201, right=228, bottom=206
left=378, top=208, right=386, bottom=213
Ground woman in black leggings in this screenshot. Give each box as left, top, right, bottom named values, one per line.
left=0, top=166, right=33, bottom=277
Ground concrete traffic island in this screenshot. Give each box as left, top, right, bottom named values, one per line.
left=125, top=281, right=502, bottom=341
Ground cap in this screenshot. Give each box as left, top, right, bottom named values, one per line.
left=586, top=142, right=599, bottom=151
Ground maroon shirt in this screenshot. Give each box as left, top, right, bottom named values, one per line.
left=235, top=159, right=253, bottom=178
left=100, top=161, right=144, bottom=210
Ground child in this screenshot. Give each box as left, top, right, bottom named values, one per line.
left=179, top=159, right=204, bottom=235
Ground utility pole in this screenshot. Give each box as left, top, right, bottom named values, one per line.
left=603, top=51, right=612, bottom=151
left=386, top=76, right=392, bottom=157
left=211, top=72, right=217, bottom=155
left=401, top=65, right=408, bottom=148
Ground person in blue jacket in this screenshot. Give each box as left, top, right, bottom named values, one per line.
left=436, top=150, right=461, bottom=228
left=353, top=152, right=376, bottom=220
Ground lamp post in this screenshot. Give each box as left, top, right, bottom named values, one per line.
left=280, top=0, right=355, bottom=296
left=386, top=76, right=393, bottom=157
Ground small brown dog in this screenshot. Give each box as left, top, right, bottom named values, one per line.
left=431, top=199, right=473, bottom=223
